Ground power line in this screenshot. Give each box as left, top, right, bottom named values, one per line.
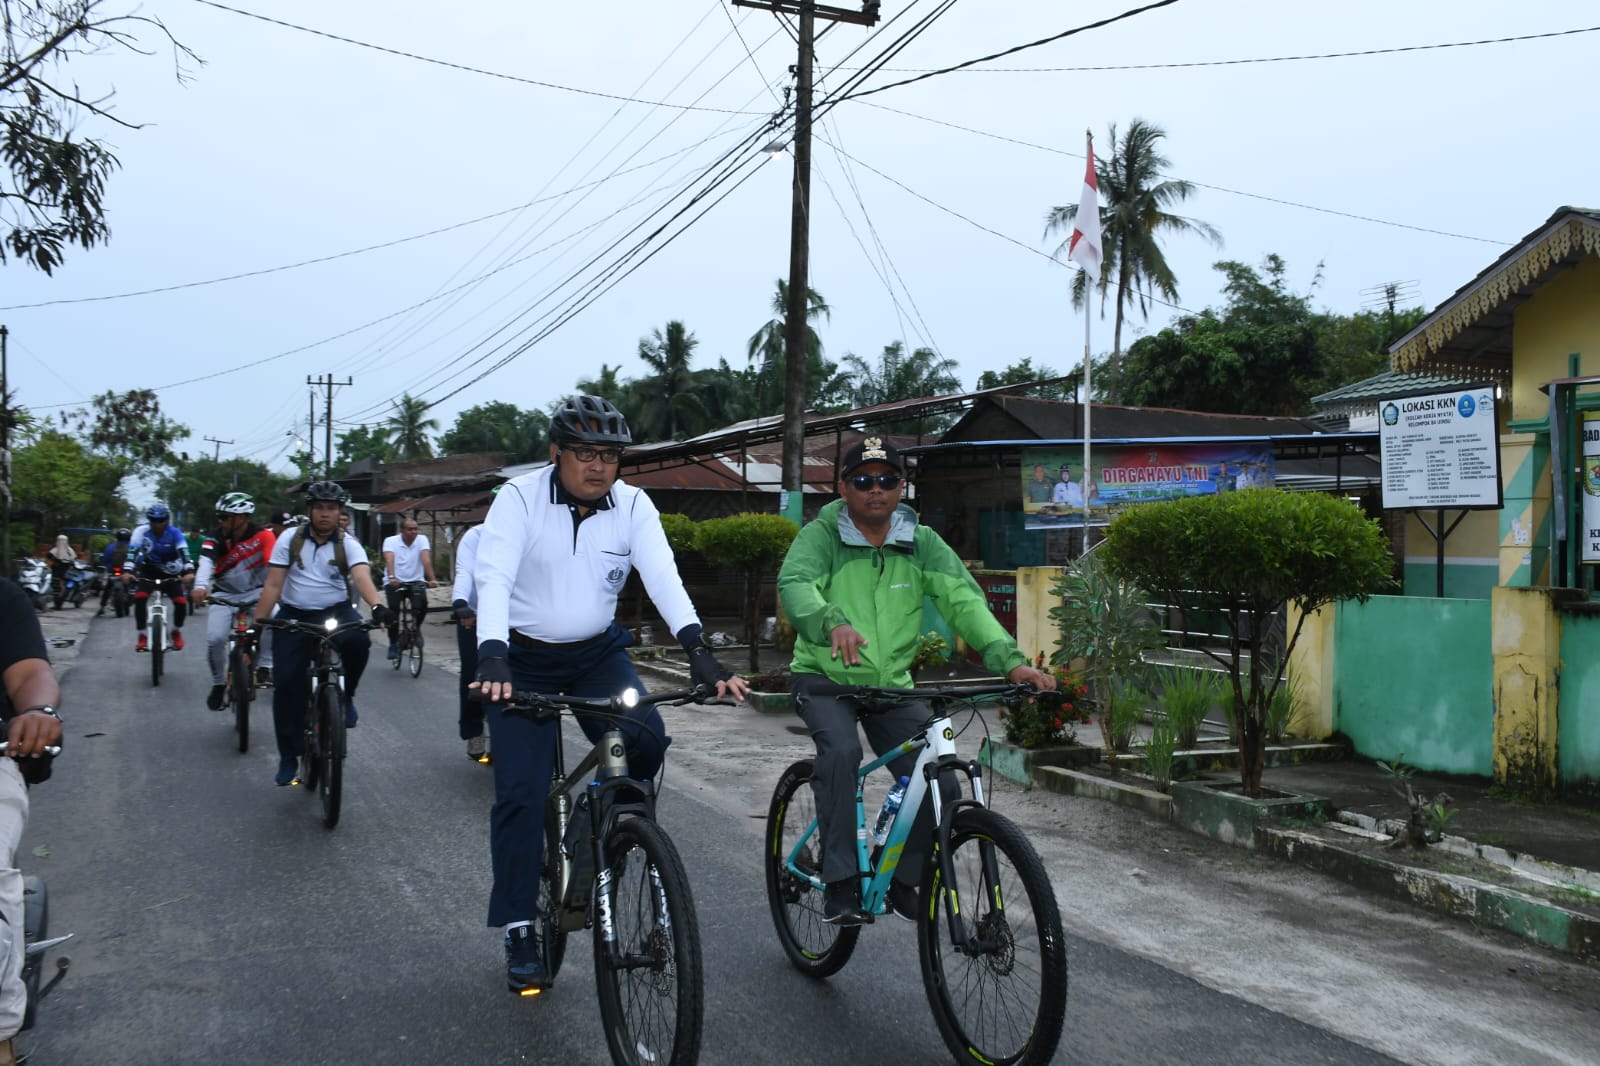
left=854, top=99, right=1513, bottom=245
left=838, top=0, right=1186, bottom=101
left=188, top=0, right=766, bottom=115
left=831, top=24, right=1600, bottom=74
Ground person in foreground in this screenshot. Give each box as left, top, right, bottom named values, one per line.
left=777, top=437, right=1055, bottom=925
left=0, top=578, right=63, bottom=1065
left=252, top=482, right=389, bottom=787
left=470, top=393, right=747, bottom=995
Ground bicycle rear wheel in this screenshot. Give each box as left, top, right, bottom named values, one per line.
left=407, top=626, right=423, bottom=678
left=764, top=759, right=860, bottom=978
left=151, top=616, right=165, bottom=687
left=316, top=680, right=345, bottom=828
left=593, top=817, right=702, bottom=1066
left=230, top=645, right=252, bottom=753
left=540, top=800, right=569, bottom=978
left=918, top=807, right=1067, bottom=1066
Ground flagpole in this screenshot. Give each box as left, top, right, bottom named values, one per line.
left=1080, top=129, right=1094, bottom=548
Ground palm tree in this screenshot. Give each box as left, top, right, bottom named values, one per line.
left=383, top=392, right=439, bottom=461
left=839, top=341, right=962, bottom=434
left=634, top=320, right=708, bottom=442
left=1045, top=119, right=1221, bottom=402
left=746, top=279, right=840, bottom=414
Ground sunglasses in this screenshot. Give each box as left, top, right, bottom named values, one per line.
left=847, top=473, right=901, bottom=491
left=564, top=445, right=623, bottom=464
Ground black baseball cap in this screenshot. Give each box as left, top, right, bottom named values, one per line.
left=841, top=436, right=903, bottom=477
left=270, top=510, right=294, bottom=526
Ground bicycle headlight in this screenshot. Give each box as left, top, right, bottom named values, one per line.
left=619, top=687, right=640, bottom=709
left=324, top=618, right=338, bottom=632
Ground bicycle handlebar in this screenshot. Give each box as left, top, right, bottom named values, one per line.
left=254, top=616, right=381, bottom=640
left=840, top=681, right=1040, bottom=709
left=474, top=685, right=713, bottom=720
left=0, top=742, right=61, bottom=757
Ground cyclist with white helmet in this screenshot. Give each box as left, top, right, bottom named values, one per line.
left=191, top=493, right=278, bottom=711
left=126, top=503, right=194, bottom=653
left=252, top=481, right=389, bottom=787
left=471, top=393, right=748, bottom=994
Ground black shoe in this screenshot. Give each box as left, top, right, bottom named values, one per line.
left=822, top=880, right=873, bottom=926
left=886, top=880, right=919, bottom=923
left=505, top=924, right=550, bottom=994
left=206, top=685, right=226, bottom=711
left=255, top=666, right=273, bottom=688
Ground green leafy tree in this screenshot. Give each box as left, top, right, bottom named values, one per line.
left=0, top=2, right=197, bottom=273
left=839, top=341, right=962, bottom=432
left=746, top=279, right=848, bottom=414
left=156, top=456, right=294, bottom=528
left=633, top=320, right=708, bottom=442
left=437, top=401, right=549, bottom=463
left=335, top=425, right=389, bottom=468
left=383, top=393, right=439, bottom=461
left=60, top=388, right=189, bottom=477
left=693, top=513, right=797, bottom=672
left=11, top=428, right=123, bottom=535
left=1099, top=489, right=1394, bottom=796
left=974, top=357, right=1077, bottom=402
left=1045, top=118, right=1220, bottom=403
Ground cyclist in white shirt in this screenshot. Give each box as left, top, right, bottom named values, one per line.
left=381, top=518, right=438, bottom=661
left=470, top=393, right=748, bottom=995
left=449, top=518, right=491, bottom=762
left=252, top=481, right=390, bottom=787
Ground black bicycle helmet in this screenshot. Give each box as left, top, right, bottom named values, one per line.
left=115, top=527, right=131, bottom=540
left=550, top=394, right=632, bottom=446
left=305, top=480, right=350, bottom=503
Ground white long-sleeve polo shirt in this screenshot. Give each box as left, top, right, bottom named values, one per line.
left=473, top=465, right=698, bottom=649
left=451, top=525, right=481, bottom=610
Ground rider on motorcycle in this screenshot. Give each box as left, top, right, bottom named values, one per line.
left=125, top=504, right=193, bottom=652
left=191, top=493, right=277, bottom=710
left=96, top=529, right=132, bottom=616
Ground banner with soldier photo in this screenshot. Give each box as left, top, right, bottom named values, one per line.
left=1021, top=442, right=1275, bottom=530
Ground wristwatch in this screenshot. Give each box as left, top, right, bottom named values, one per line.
left=20, top=705, right=61, bottom=723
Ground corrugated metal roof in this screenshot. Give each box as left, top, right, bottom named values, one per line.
left=371, top=491, right=491, bottom=514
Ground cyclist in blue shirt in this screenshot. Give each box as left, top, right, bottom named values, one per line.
left=125, top=504, right=194, bottom=652
left=95, top=527, right=132, bottom=616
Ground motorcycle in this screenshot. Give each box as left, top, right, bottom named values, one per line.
left=12, top=560, right=50, bottom=612
left=107, top=566, right=131, bottom=618
left=53, top=561, right=91, bottom=611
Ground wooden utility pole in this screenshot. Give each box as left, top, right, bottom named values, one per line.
left=203, top=436, right=234, bottom=461
left=732, top=1, right=878, bottom=521
left=307, top=375, right=352, bottom=478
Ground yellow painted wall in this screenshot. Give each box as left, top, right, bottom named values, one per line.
left=1016, top=566, right=1064, bottom=664
left=1509, top=256, right=1600, bottom=421
left=1286, top=602, right=1334, bottom=739
left=1490, top=586, right=1564, bottom=797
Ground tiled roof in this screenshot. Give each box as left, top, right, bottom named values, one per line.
left=1310, top=370, right=1477, bottom=407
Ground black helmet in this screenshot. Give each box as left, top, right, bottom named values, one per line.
left=551, top=394, right=631, bottom=447
left=115, top=527, right=131, bottom=540
left=305, top=480, right=350, bottom=503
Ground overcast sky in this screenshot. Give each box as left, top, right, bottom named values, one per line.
left=4, top=0, right=1594, bottom=480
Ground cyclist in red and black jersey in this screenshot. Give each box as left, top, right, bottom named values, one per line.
left=191, top=493, right=277, bottom=710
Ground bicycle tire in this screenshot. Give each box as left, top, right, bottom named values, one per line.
left=299, top=686, right=321, bottom=792
left=593, top=817, right=703, bottom=1066
left=317, top=680, right=344, bottom=829
left=918, top=807, right=1068, bottom=1066
left=763, top=759, right=860, bottom=978
left=540, top=800, right=569, bottom=978
left=151, top=616, right=165, bottom=687
left=231, top=645, right=252, bottom=753
left=407, top=626, right=423, bottom=678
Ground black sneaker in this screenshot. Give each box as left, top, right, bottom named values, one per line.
left=822, top=880, right=873, bottom=926
left=206, top=685, right=226, bottom=711
left=255, top=666, right=273, bottom=688
left=886, top=880, right=919, bottom=923
left=505, top=924, right=550, bottom=995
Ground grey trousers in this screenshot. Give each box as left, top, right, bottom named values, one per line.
left=792, top=673, right=950, bottom=888
left=0, top=759, right=29, bottom=1039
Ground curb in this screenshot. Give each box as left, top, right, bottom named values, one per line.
left=1258, top=825, right=1600, bottom=963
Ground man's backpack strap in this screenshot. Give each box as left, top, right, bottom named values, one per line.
left=289, top=526, right=351, bottom=577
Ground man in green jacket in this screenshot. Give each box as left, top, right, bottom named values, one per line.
left=777, top=436, right=1055, bottom=925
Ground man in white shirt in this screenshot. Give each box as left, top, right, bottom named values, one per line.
left=381, top=518, right=438, bottom=660
left=253, top=481, right=389, bottom=787
left=1051, top=464, right=1085, bottom=509
left=450, top=517, right=491, bottom=762
left=470, top=393, right=748, bottom=995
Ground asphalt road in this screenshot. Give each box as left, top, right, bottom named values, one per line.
left=16, top=609, right=1600, bottom=1065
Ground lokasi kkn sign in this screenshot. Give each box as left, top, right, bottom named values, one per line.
left=1021, top=442, right=1274, bottom=530
left=1378, top=385, right=1501, bottom=511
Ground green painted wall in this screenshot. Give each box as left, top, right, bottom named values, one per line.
left=1557, top=611, right=1600, bottom=796
left=1333, top=596, right=1493, bottom=775
left=1401, top=561, right=1498, bottom=599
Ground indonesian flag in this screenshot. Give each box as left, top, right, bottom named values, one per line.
left=1067, top=136, right=1102, bottom=276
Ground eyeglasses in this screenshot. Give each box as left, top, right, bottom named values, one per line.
left=847, top=473, right=901, bottom=491
left=564, top=445, right=623, bottom=464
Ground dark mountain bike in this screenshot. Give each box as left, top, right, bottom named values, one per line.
left=211, top=594, right=260, bottom=753
left=389, top=581, right=426, bottom=678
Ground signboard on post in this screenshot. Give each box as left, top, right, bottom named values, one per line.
left=1581, top=413, right=1600, bottom=564
left=1379, top=385, right=1502, bottom=510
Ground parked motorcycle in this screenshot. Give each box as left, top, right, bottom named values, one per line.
left=53, top=560, right=91, bottom=611
left=12, top=559, right=50, bottom=612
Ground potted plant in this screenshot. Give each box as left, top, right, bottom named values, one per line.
left=743, top=665, right=794, bottom=714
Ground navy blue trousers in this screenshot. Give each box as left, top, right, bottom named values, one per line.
left=270, top=603, right=370, bottom=759
left=485, top=622, right=669, bottom=927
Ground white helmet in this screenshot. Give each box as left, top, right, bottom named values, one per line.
left=215, top=491, right=256, bottom=515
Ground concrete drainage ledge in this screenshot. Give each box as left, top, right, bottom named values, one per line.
left=1033, top=766, right=1173, bottom=820
left=1258, top=826, right=1600, bottom=964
